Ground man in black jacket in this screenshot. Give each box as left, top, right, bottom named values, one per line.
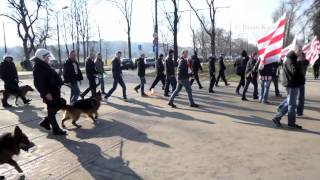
left=242, top=52, right=259, bottom=101
left=190, top=52, right=203, bottom=89
left=235, top=50, right=249, bottom=94
left=134, top=53, right=148, bottom=97
left=164, top=49, right=177, bottom=97
left=63, top=50, right=83, bottom=104
left=168, top=50, right=198, bottom=108
left=313, top=58, right=320, bottom=79
left=32, top=49, right=67, bottom=135
left=81, top=53, right=98, bottom=98
left=104, top=51, right=127, bottom=101
left=272, top=46, right=304, bottom=129
left=149, top=54, right=165, bottom=93
left=216, top=55, right=229, bottom=86
left=272, top=61, right=282, bottom=97
left=0, top=55, right=31, bottom=107
left=208, top=55, right=217, bottom=93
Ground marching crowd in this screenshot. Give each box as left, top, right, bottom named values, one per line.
left=0, top=44, right=318, bottom=135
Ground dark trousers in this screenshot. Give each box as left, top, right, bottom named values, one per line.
left=150, top=73, right=165, bottom=90
left=297, top=85, right=305, bottom=115
left=81, top=77, right=97, bottom=98
left=164, top=75, right=177, bottom=95
left=42, top=104, right=62, bottom=132
left=209, top=75, right=216, bottom=92
left=190, top=73, right=203, bottom=88
left=135, top=77, right=146, bottom=95
left=236, top=73, right=245, bottom=93
left=272, top=75, right=280, bottom=96
left=105, top=76, right=127, bottom=99
left=314, top=65, right=319, bottom=79
left=242, top=77, right=258, bottom=98
left=216, top=70, right=228, bottom=85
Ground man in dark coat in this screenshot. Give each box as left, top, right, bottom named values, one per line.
left=0, top=55, right=31, bottom=107
left=234, top=50, right=249, bottom=94
left=149, top=54, right=165, bottom=92
left=242, top=52, right=259, bottom=101
left=190, top=52, right=203, bottom=89
left=168, top=50, right=198, bottom=108
left=272, top=61, right=282, bottom=97
left=216, top=55, right=229, bottom=86
left=272, top=46, right=304, bottom=129
left=63, top=50, right=83, bottom=104
left=104, top=51, right=127, bottom=101
left=208, top=55, right=217, bottom=93
left=164, top=49, right=177, bottom=97
left=81, top=53, right=98, bottom=98
left=32, top=49, right=67, bottom=135
left=134, top=53, right=147, bottom=97
left=313, top=58, right=320, bottom=79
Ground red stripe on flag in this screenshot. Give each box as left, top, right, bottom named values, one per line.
left=268, top=34, right=284, bottom=45
left=264, top=48, right=282, bottom=59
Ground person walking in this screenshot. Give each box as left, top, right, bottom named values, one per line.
left=272, top=61, right=282, bottom=97
left=216, top=55, right=229, bottom=86
left=234, top=50, right=249, bottom=94
left=272, top=46, right=304, bottom=129
left=242, top=52, right=259, bottom=101
left=134, top=53, right=148, bottom=97
left=208, top=55, right=217, bottom=93
left=149, top=54, right=165, bottom=93
left=258, top=60, right=274, bottom=104
left=190, top=52, right=203, bottom=89
left=168, top=50, right=198, bottom=108
left=32, top=49, right=67, bottom=135
left=63, top=50, right=83, bottom=104
left=95, top=52, right=106, bottom=94
left=104, top=51, right=127, bottom=101
left=81, top=53, right=98, bottom=98
left=313, top=58, right=319, bottom=79
left=0, top=55, right=31, bottom=107
left=297, top=52, right=309, bottom=116
left=164, top=49, right=177, bottom=97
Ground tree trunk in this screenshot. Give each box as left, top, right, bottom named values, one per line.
left=173, top=2, right=178, bottom=63
left=128, top=26, right=132, bottom=60
left=82, top=38, right=86, bottom=62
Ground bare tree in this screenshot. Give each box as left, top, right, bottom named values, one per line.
left=106, top=0, right=133, bottom=60
left=0, top=0, right=49, bottom=59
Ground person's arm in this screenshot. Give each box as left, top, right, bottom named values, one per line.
left=33, top=69, right=49, bottom=99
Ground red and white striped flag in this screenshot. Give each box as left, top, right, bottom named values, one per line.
left=257, top=14, right=286, bottom=65
left=305, top=37, right=320, bottom=66
left=280, top=37, right=296, bottom=60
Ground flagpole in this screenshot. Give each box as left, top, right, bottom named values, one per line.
left=3, top=22, right=7, bottom=54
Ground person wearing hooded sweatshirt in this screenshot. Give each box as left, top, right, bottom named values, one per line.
left=313, top=58, right=320, bottom=79
left=33, top=49, right=67, bottom=135
left=234, top=50, right=249, bottom=94
left=216, top=55, right=229, bottom=86
left=134, top=53, right=148, bottom=97
left=95, top=52, right=106, bottom=94
left=190, top=52, right=203, bottom=89
left=149, top=54, right=165, bottom=93
left=272, top=46, right=304, bottom=129
left=81, top=53, right=98, bottom=99
left=164, top=49, right=177, bottom=97
left=0, top=55, right=31, bottom=107
left=242, top=52, right=259, bottom=101
left=208, top=55, right=217, bottom=93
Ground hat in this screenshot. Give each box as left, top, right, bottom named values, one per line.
left=31, top=48, right=54, bottom=61
left=3, top=54, right=13, bottom=61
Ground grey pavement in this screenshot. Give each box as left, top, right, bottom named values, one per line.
left=0, top=72, right=319, bottom=180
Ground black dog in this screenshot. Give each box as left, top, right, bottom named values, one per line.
left=0, top=85, right=34, bottom=105
left=0, top=126, right=35, bottom=178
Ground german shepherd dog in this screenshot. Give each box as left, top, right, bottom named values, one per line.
left=0, top=85, right=34, bottom=105
left=61, top=91, right=102, bottom=128
left=0, top=126, right=35, bottom=178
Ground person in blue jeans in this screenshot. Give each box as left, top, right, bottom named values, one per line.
left=272, top=46, right=304, bottom=129
left=134, top=53, right=148, bottom=97
left=257, top=61, right=274, bottom=104
left=168, top=50, right=198, bottom=108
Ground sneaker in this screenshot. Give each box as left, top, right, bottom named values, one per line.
left=141, top=93, right=148, bottom=97
left=134, top=88, right=139, bottom=93
left=123, top=97, right=128, bottom=102
left=190, top=104, right=199, bottom=108
left=296, top=113, right=303, bottom=117
left=164, top=94, right=170, bottom=97
left=272, top=117, right=282, bottom=128
left=80, top=94, right=85, bottom=100
left=288, top=124, right=302, bottom=129
left=241, top=97, right=248, bottom=101
left=253, top=96, right=259, bottom=100
left=276, top=94, right=282, bottom=97
left=209, top=90, right=215, bottom=93
left=23, top=99, right=32, bottom=105
left=39, top=118, right=51, bottom=130
left=226, top=83, right=230, bottom=86
left=168, top=102, right=176, bottom=108
left=53, top=129, right=67, bottom=136
left=104, top=95, right=109, bottom=100
left=199, top=86, right=203, bottom=89
left=2, top=103, right=12, bottom=108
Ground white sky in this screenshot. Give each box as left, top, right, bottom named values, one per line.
left=0, top=0, right=309, bottom=48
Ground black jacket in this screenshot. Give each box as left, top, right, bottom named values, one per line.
left=137, top=57, right=146, bottom=77
left=218, top=57, right=226, bottom=72
left=111, top=57, right=123, bottom=78
left=33, top=59, right=63, bottom=101
left=85, top=58, right=98, bottom=80
left=156, top=57, right=165, bottom=75
left=165, top=55, right=175, bottom=76
left=0, top=60, right=19, bottom=85
left=234, top=56, right=249, bottom=75
left=191, top=55, right=203, bottom=74
left=282, top=51, right=304, bottom=87
left=245, top=58, right=258, bottom=79
left=259, top=62, right=274, bottom=77
left=298, top=59, right=309, bottom=85
left=177, top=58, right=189, bottom=80
left=208, top=56, right=216, bottom=77
left=63, top=59, right=83, bottom=83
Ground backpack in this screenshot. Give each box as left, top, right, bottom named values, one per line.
left=235, top=58, right=245, bottom=75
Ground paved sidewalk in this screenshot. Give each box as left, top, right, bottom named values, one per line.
left=0, top=76, right=319, bottom=180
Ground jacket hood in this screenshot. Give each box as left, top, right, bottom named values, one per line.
left=286, top=51, right=297, bottom=59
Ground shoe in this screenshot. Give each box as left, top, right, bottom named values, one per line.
left=39, top=118, right=51, bottom=130
left=2, top=103, right=12, bottom=108
left=199, top=86, right=203, bottom=89
left=262, top=101, right=270, bottom=104
left=190, top=104, right=199, bottom=108
left=168, top=102, right=176, bottom=108
left=141, top=93, right=148, bottom=97
left=164, top=94, right=170, bottom=97
left=297, top=113, right=303, bottom=117
left=123, top=97, right=128, bottom=102
left=288, top=124, right=302, bottom=129
left=242, top=97, right=248, bottom=101
left=272, top=117, right=282, bottom=128
left=226, top=83, right=230, bottom=86
left=215, top=84, right=219, bottom=87
left=23, top=99, right=32, bottom=105
left=53, top=129, right=67, bottom=136
left=276, top=94, right=282, bottom=97
left=236, top=91, right=240, bottom=95
left=80, top=94, right=85, bottom=99
left=104, top=95, right=109, bottom=100
left=209, top=90, right=215, bottom=93
left=134, top=88, right=139, bottom=93
left=253, top=96, right=259, bottom=100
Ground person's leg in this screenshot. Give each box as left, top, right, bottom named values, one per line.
left=172, top=77, right=177, bottom=92
left=150, top=75, right=161, bottom=90
left=140, top=77, right=146, bottom=95
left=190, top=78, right=195, bottom=86
left=216, top=72, right=221, bottom=85
left=118, top=76, right=127, bottom=99
left=105, top=78, right=119, bottom=98
left=160, top=74, right=166, bottom=88
left=89, top=78, right=96, bottom=96
left=209, top=75, right=216, bottom=92
left=70, top=83, right=80, bottom=103
left=169, top=82, right=183, bottom=104
left=297, top=85, right=305, bottom=116
left=260, top=80, right=265, bottom=103
left=99, top=76, right=105, bottom=94
left=164, top=76, right=171, bottom=95
left=236, top=75, right=242, bottom=93
left=275, top=98, right=289, bottom=119
left=252, top=78, right=258, bottom=99
left=287, top=88, right=299, bottom=126
left=195, top=74, right=203, bottom=88
left=2, top=90, right=11, bottom=107
left=181, top=79, right=196, bottom=105
left=263, top=80, right=271, bottom=103
left=47, top=105, right=65, bottom=134
left=222, top=71, right=228, bottom=85
left=242, top=78, right=251, bottom=99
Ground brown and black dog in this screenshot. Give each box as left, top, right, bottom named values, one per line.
left=0, top=126, right=35, bottom=179
left=0, top=85, right=34, bottom=105
left=61, top=92, right=102, bottom=128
